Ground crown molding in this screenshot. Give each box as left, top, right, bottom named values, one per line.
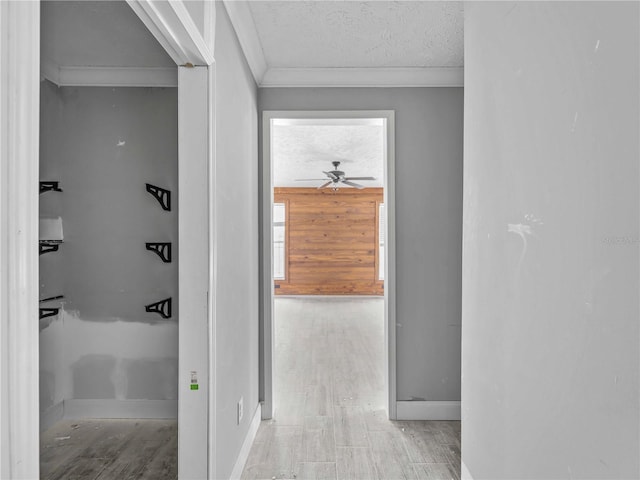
left=222, top=0, right=268, bottom=84
left=260, top=67, right=464, bottom=88
left=126, top=0, right=213, bottom=66
left=41, top=58, right=178, bottom=87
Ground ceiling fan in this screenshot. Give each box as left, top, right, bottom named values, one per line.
left=296, top=161, right=376, bottom=190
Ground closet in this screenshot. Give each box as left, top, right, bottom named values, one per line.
left=39, top=1, right=179, bottom=476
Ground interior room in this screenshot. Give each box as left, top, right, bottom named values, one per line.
left=38, top=2, right=179, bottom=477
left=0, top=1, right=638, bottom=480
left=251, top=117, right=398, bottom=477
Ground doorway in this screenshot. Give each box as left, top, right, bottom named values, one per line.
left=261, top=111, right=397, bottom=420
left=38, top=2, right=179, bottom=477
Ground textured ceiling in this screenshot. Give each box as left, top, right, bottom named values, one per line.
left=248, top=1, right=464, bottom=68
left=273, top=122, right=385, bottom=188
left=41, top=1, right=175, bottom=68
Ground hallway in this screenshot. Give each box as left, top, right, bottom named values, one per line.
left=242, top=298, right=461, bottom=479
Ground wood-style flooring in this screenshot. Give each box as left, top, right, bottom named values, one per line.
left=40, top=419, right=177, bottom=480
left=242, top=297, right=461, bottom=480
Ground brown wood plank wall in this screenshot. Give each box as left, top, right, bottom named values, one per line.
left=274, top=187, right=383, bottom=295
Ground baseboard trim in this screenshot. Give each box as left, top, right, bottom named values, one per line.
left=63, top=399, right=177, bottom=419
left=230, top=403, right=262, bottom=480
left=396, top=400, right=461, bottom=420
left=40, top=401, right=64, bottom=432
left=461, top=460, right=473, bottom=480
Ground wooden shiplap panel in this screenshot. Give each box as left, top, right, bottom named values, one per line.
left=274, top=188, right=383, bottom=295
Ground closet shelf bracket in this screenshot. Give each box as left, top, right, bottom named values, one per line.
left=145, top=242, right=172, bottom=263
left=39, top=240, right=62, bottom=255
left=145, top=297, right=172, bottom=319
left=39, top=307, right=60, bottom=320
left=39, top=181, right=63, bottom=194
left=145, top=183, right=171, bottom=211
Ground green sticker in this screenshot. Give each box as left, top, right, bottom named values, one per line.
left=190, top=384, right=199, bottom=390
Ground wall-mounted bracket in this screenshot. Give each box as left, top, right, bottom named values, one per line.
left=40, top=295, right=64, bottom=303
left=145, top=297, right=172, bottom=319
left=39, top=240, right=62, bottom=255
left=39, top=181, right=63, bottom=194
left=39, top=308, right=59, bottom=320
left=146, top=242, right=172, bottom=263
left=146, top=183, right=171, bottom=211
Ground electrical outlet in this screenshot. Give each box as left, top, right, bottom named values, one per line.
left=237, top=396, right=244, bottom=425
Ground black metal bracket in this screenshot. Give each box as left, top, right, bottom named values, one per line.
left=40, top=181, right=63, bottom=194
left=40, top=295, right=64, bottom=303
left=39, top=308, right=60, bottom=320
left=146, top=183, right=171, bottom=211
left=39, top=241, right=61, bottom=256
left=146, top=242, right=172, bottom=263
left=145, top=297, right=172, bottom=319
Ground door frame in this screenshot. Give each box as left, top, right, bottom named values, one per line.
left=0, top=2, right=216, bottom=477
left=261, top=110, right=397, bottom=420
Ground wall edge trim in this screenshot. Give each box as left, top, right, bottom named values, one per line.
left=396, top=400, right=461, bottom=420
left=222, top=0, right=267, bottom=84
left=229, top=403, right=262, bottom=480
left=126, top=0, right=213, bottom=66
left=63, top=399, right=178, bottom=419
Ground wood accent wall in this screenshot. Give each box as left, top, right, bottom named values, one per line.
left=274, top=187, right=383, bottom=295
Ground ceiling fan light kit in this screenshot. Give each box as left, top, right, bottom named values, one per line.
left=296, top=161, right=376, bottom=191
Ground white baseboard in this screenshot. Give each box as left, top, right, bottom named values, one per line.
left=396, top=401, right=461, bottom=420
left=40, top=401, right=64, bottom=432
left=64, top=399, right=177, bottom=419
left=461, top=460, right=473, bottom=480
left=229, top=403, right=262, bottom=480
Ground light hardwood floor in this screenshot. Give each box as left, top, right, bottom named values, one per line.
left=242, top=297, right=461, bottom=480
left=40, top=419, right=177, bottom=480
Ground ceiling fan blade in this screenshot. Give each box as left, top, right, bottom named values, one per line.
left=317, top=180, right=333, bottom=189
left=323, top=171, right=338, bottom=180
left=294, top=178, right=330, bottom=181
left=343, top=177, right=376, bottom=181
left=341, top=180, right=365, bottom=189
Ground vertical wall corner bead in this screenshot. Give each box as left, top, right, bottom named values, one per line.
left=145, top=297, right=172, bottom=319
left=145, top=183, right=171, bottom=211
left=39, top=181, right=63, bottom=194
left=145, top=242, right=172, bottom=263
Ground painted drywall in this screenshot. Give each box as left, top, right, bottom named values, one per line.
left=259, top=88, right=463, bottom=403
left=463, top=2, right=639, bottom=478
left=214, top=4, right=260, bottom=479
left=39, top=81, right=178, bottom=414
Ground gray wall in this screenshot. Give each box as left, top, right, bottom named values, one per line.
left=39, top=81, right=178, bottom=411
left=463, top=2, right=639, bottom=478
left=259, top=88, right=464, bottom=402
left=214, top=4, right=260, bottom=479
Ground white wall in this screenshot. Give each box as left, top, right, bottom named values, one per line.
left=463, top=2, right=639, bottom=478
left=214, top=4, right=260, bottom=478
left=259, top=88, right=464, bottom=406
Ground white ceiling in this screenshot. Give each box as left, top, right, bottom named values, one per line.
left=41, top=1, right=175, bottom=69
left=272, top=120, right=385, bottom=188
left=247, top=1, right=464, bottom=69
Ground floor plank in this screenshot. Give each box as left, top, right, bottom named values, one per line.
left=241, top=298, right=461, bottom=480
left=40, top=419, right=177, bottom=480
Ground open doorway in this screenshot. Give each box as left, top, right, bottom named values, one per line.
left=261, top=111, right=397, bottom=425
left=38, top=2, right=178, bottom=477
